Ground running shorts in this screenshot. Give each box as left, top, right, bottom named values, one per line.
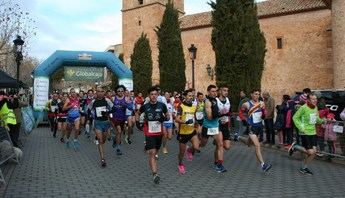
left=145, top=135, right=163, bottom=151
left=301, top=135, right=317, bottom=150
left=94, top=120, right=111, bottom=133
left=219, top=123, right=231, bottom=140
left=177, top=131, right=197, bottom=144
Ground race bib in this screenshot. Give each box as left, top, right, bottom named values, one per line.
left=252, top=112, right=262, bottom=124
left=309, top=113, right=317, bottom=125
left=333, top=125, right=344, bottom=133
left=185, top=113, right=194, bottom=126
left=95, top=106, right=107, bottom=118
left=207, top=127, right=219, bottom=135
left=148, top=121, right=161, bottom=133
left=196, top=112, right=204, bottom=120
left=51, top=106, right=58, bottom=112
left=220, top=116, right=229, bottom=123
left=126, top=108, right=132, bottom=116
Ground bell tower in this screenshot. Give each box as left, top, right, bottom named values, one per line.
left=122, top=0, right=185, bottom=85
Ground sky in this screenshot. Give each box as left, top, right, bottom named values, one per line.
left=19, top=0, right=265, bottom=61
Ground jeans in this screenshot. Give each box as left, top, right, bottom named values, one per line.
left=316, top=136, right=325, bottom=152
left=264, top=119, right=275, bottom=144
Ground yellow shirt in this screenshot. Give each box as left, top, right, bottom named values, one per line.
left=179, top=104, right=196, bottom=135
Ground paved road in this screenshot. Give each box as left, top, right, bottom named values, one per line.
left=4, top=127, right=345, bottom=198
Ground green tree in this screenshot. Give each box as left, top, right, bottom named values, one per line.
left=210, top=0, right=266, bottom=108
left=156, top=0, right=186, bottom=92
left=130, top=34, right=153, bottom=93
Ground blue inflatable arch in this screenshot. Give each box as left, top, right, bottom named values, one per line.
left=32, top=50, right=133, bottom=110
left=33, top=50, right=132, bottom=78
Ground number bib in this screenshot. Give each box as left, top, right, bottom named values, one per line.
left=51, top=106, right=58, bottom=112
left=126, top=108, right=132, bottom=116
left=95, top=106, right=107, bottom=118
left=309, top=113, right=317, bottom=125
left=185, top=114, right=195, bottom=126
left=252, top=112, right=262, bottom=124
left=207, top=127, right=219, bottom=135
left=148, top=121, right=161, bottom=133
left=333, top=125, right=344, bottom=133
left=220, top=116, right=229, bottom=123
left=196, top=112, right=204, bottom=120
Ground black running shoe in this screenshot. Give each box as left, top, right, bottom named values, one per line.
left=304, top=168, right=313, bottom=175
left=288, top=142, right=296, bottom=156
left=299, top=168, right=307, bottom=174
left=153, top=174, right=160, bottom=184
left=101, top=159, right=107, bottom=167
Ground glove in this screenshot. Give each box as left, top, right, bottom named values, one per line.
left=136, top=121, right=144, bottom=131
left=185, top=119, right=194, bottom=125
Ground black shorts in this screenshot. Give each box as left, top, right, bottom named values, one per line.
left=57, top=117, right=67, bottom=122
left=145, top=135, right=163, bottom=151
left=197, top=120, right=203, bottom=126
left=301, top=135, right=317, bottom=150
left=219, top=123, right=231, bottom=140
left=80, top=112, right=87, bottom=117
left=177, top=131, right=197, bottom=144
left=249, top=126, right=263, bottom=136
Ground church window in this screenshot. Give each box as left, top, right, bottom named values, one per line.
left=139, top=20, right=142, bottom=26
left=138, top=0, right=144, bottom=5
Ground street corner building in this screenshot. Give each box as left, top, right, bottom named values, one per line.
left=120, top=0, right=344, bottom=100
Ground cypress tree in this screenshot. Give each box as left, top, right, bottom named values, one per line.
left=130, top=33, right=153, bottom=93
left=210, top=0, right=266, bottom=108
left=156, top=0, right=186, bottom=92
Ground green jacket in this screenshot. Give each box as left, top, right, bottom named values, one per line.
left=293, top=104, right=323, bottom=136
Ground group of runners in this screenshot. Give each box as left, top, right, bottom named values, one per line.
left=45, top=84, right=324, bottom=184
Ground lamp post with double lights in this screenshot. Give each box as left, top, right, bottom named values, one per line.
left=13, top=35, right=25, bottom=89
left=188, top=44, right=197, bottom=89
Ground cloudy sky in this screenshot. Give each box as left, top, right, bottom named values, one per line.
left=19, top=0, right=265, bottom=61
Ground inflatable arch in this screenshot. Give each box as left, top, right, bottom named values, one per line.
left=32, top=50, right=133, bottom=110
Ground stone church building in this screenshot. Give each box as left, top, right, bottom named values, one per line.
left=121, top=0, right=344, bottom=100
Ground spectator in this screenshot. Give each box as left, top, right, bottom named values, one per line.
left=299, top=88, right=311, bottom=103
left=262, top=91, right=275, bottom=146
left=234, top=90, right=249, bottom=140
left=315, top=98, right=329, bottom=156
left=0, top=91, right=19, bottom=147
left=340, top=107, right=345, bottom=156
left=323, top=113, right=337, bottom=156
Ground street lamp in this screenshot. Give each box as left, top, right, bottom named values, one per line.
left=188, top=44, right=197, bottom=89
left=13, top=35, right=25, bottom=88
left=206, top=64, right=214, bottom=80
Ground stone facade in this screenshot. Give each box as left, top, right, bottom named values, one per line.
left=122, top=0, right=342, bottom=102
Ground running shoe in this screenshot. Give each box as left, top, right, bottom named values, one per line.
left=60, top=138, right=65, bottom=143
left=178, top=164, right=186, bottom=174
left=303, top=168, right=313, bottom=175
left=186, top=147, right=193, bottom=161
left=262, top=163, right=272, bottom=172
left=155, top=154, right=159, bottom=160
left=215, top=164, right=227, bottom=173
left=116, top=148, right=122, bottom=155
left=299, top=168, right=307, bottom=174
left=153, top=174, right=160, bottom=184
left=288, top=142, right=297, bottom=156
left=112, top=139, right=116, bottom=148
left=127, top=138, right=132, bottom=145
left=233, top=133, right=239, bottom=142
left=101, top=159, right=107, bottom=167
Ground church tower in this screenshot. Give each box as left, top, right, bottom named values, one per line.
left=122, top=0, right=184, bottom=85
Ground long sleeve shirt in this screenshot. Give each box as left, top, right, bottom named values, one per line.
left=293, top=104, right=323, bottom=136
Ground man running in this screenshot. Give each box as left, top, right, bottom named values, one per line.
left=82, top=90, right=94, bottom=138
left=239, top=89, right=272, bottom=172
left=45, top=92, right=60, bottom=137
left=162, top=91, right=174, bottom=154
left=216, top=86, right=231, bottom=153
left=63, top=88, right=81, bottom=150
left=111, top=85, right=132, bottom=155
left=175, top=89, right=200, bottom=174
left=195, top=92, right=205, bottom=136
left=88, top=87, right=114, bottom=167
left=124, top=90, right=135, bottom=144
left=289, top=92, right=324, bottom=175
left=200, top=85, right=226, bottom=173
left=135, top=86, right=169, bottom=184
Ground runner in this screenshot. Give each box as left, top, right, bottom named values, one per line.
left=63, top=88, right=81, bottom=150
left=175, top=89, right=200, bottom=174
left=238, top=89, right=272, bottom=172
left=88, top=87, right=114, bottom=167
left=162, top=91, right=174, bottom=154
left=200, top=85, right=226, bottom=173
left=111, top=85, right=132, bottom=155
left=57, top=93, right=68, bottom=143
left=216, top=85, right=232, bottom=153
left=79, top=90, right=86, bottom=133
left=83, top=89, right=94, bottom=138
left=45, top=92, right=60, bottom=137
left=135, top=86, right=169, bottom=184
left=124, top=90, right=135, bottom=144
left=289, top=92, right=325, bottom=175
left=195, top=92, right=205, bottom=136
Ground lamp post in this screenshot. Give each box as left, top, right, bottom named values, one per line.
left=13, top=35, right=25, bottom=89
left=188, top=44, right=197, bottom=89
left=206, top=64, right=214, bottom=80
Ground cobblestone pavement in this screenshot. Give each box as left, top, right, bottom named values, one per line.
left=4, top=127, right=345, bottom=198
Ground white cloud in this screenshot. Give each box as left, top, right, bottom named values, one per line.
left=79, top=13, right=122, bottom=33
